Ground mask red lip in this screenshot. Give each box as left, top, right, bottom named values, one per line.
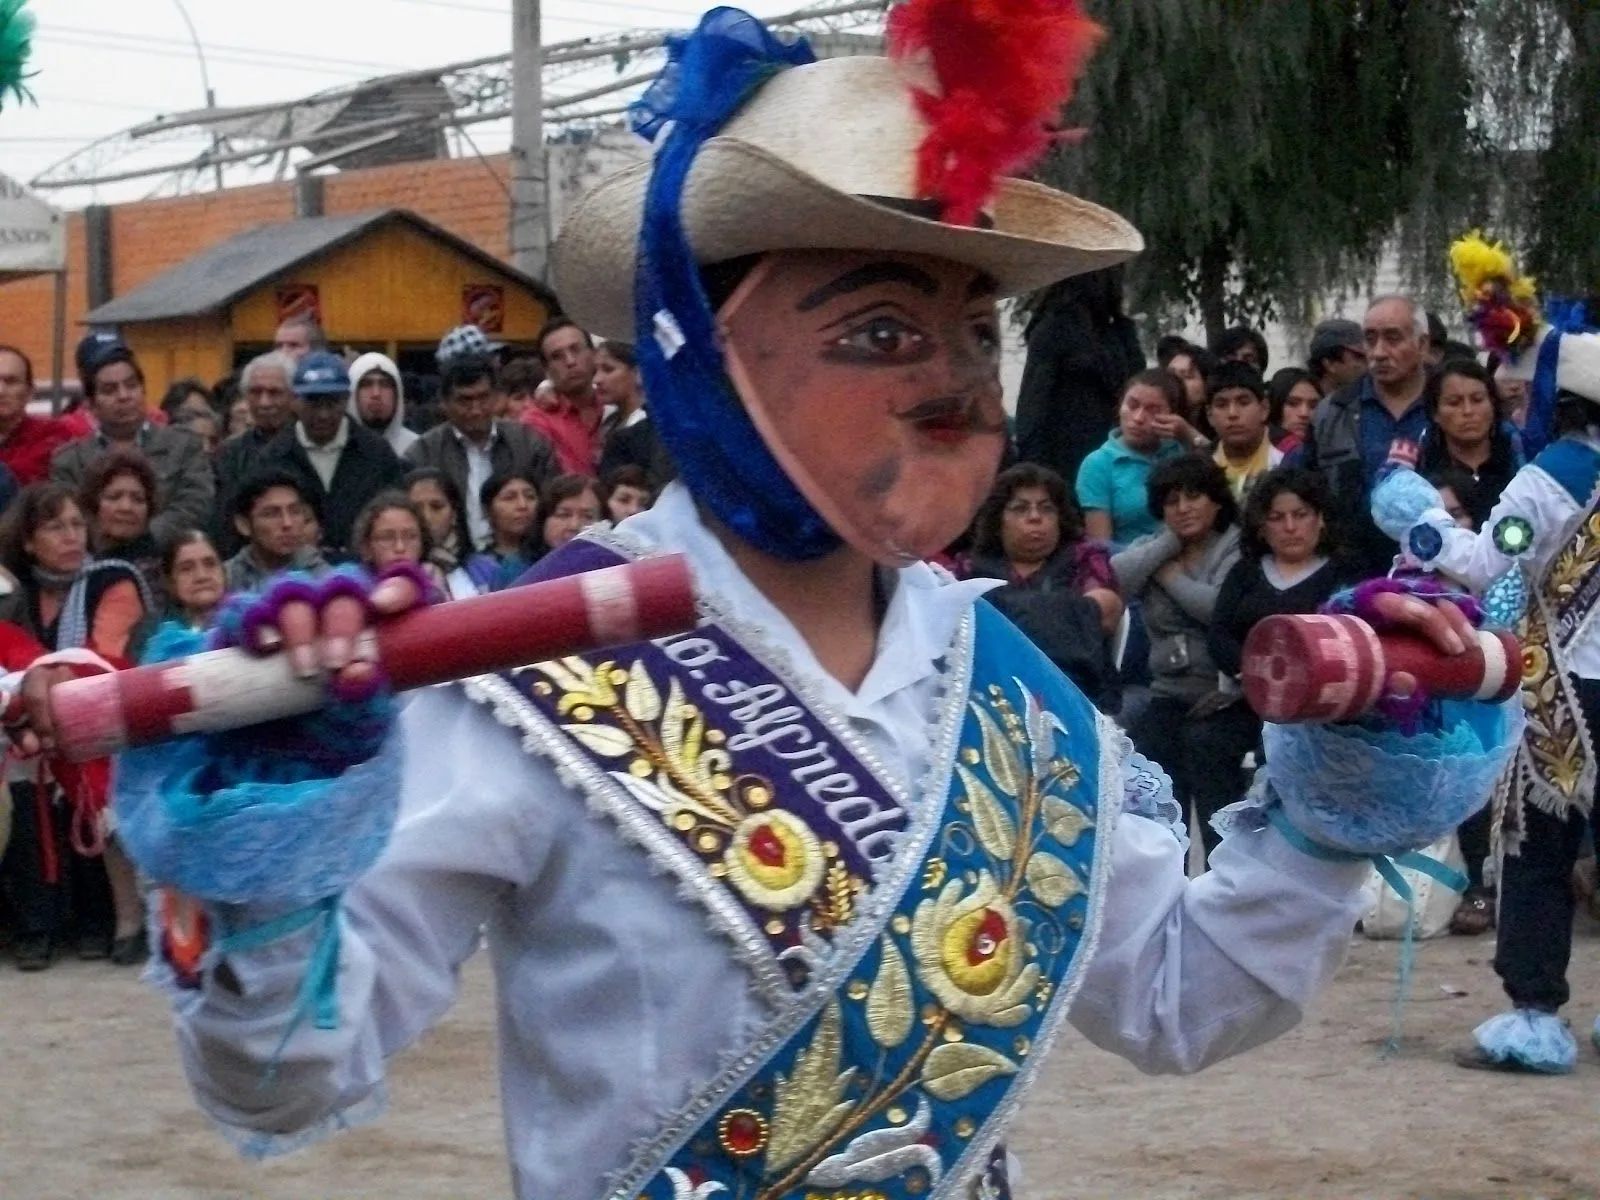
left=899, top=395, right=1005, bottom=443
left=914, top=414, right=976, bottom=444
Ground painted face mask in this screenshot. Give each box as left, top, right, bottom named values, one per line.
left=716, top=250, right=1007, bottom=566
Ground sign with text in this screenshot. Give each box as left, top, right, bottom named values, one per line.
left=0, top=173, right=65, bottom=275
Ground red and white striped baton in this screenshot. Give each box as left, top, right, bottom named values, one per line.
left=48, top=555, right=697, bottom=762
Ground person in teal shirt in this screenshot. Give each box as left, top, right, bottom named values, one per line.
left=1076, top=368, right=1204, bottom=545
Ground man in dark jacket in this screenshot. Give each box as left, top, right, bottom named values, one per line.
left=257, top=351, right=402, bottom=560
left=215, top=351, right=298, bottom=556
left=1293, top=295, right=1433, bottom=578
left=403, top=354, right=557, bottom=548
left=51, top=333, right=215, bottom=542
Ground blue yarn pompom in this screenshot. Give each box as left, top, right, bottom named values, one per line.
left=1372, top=468, right=1448, bottom=541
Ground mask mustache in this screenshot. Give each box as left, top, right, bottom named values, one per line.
left=895, top=392, right=1007, bottom=435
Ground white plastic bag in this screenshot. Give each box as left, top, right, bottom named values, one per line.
left=1359, top=833, right=1465, bottom=940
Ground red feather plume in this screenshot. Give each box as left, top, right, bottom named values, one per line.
left=888, top=0, right=1103, bottom=227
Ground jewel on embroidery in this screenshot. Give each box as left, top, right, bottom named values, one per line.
left=968, top=909, right=1007, bottom=966
left=725, top=810, right=826, bottom=911
left=717, top=1108, right=769, bottom=1158
left=750, top=823, right=788, bottom=868
left=1494, top=514, right=1535, bottom=555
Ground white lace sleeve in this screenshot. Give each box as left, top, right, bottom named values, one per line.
left=1119, top=742, right=1189, bottom=855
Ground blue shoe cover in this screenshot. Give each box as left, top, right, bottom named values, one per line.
left=1592, top=1012, right=1600, bottom=1056
left=1473, top=1008, right=1577, bottom=1073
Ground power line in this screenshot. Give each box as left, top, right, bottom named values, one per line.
left=42, top=25, right=412, bottom=73
left=385, top=0, right=723, bottom=18
left=377, top=0, right=665, bottom=32
left=38, top=33, right=402, bottom=78
left=34, top=93, right=167, bottom=112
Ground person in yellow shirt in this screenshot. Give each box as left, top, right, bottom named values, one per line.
left=1208, top=361, right=1283, bottom=501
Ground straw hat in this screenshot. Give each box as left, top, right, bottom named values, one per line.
left=552, top=54, right=1143, bottom=340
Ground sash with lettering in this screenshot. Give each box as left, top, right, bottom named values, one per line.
left=1507, top=444, right=1600, bottom=821
left=462, top=534, right=1118, bottom=1200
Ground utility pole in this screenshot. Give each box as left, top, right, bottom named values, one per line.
left=509, top=0, right=549, bottom=283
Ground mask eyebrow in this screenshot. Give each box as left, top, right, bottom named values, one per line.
left=965, top=272, right=999, bottom=302
left=797, top=261, right=940, bottom=312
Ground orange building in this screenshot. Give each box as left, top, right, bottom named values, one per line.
left=81, top=208, right=556, bottom=399
left=0, top=153, right=522, bottom=392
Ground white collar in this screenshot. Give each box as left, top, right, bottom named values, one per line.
left=451, top=422, right=500, bottom=452
left=295, top=417, right=348, bottom=455
left=622, top=483, right=997, bottom=713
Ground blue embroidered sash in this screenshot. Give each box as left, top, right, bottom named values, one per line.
left=467, top=536, right=1115, bottom=1199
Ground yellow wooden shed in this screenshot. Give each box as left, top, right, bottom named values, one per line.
left=80, top=208, right=558, bottom=399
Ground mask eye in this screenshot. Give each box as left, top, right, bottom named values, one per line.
left=835, top=315, right=926, bottom=359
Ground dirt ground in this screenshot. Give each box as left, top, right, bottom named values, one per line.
left=5, top=921, right=1600, bottom=1200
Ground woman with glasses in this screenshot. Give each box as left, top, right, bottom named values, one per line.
left=0, top=482, right=151, bottom=970
left=965, top=463, right=1123, bottom=708
left=352, top=492, right=438, bottom=589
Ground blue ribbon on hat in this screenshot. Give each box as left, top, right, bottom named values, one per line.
left=629, top=7, right=837, bottom=561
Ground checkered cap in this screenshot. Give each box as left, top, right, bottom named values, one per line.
left=436, top=324, right=503, bottom=368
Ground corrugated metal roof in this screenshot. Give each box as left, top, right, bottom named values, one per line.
left=84, top=208, right=554, bottom=324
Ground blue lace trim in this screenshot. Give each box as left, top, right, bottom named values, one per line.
left=1121, top=749, right=1188, bottom=854
left=1260, top=699, right=1522, bottom=857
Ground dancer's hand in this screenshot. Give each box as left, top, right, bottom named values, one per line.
left=16, top=663, right=79, bottom=757
left=1360, top=589, right=1478, bottom=700
left=234, top=566, right=430, bottom=703
left=1324, top=577, right=1483, bottom=712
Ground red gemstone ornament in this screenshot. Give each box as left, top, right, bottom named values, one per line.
left=749, top=823, right=787, bottom=868
left=717, top=1109, right=769, bottom=1158
left=967, top=908, right=1008, bottom=966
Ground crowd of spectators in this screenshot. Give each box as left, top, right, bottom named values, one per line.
left=996, top=292, right=1521, bottom=912
left=0, top=289, right=1524, bottom=970
left=0, top=313, right=671, bottom=971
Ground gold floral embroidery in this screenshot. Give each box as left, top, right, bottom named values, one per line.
left=733, top=679, right=1092, bottom=1200
left=533, top=656, right=865, bottom=918
left=910, top=872, right=1038, bottom=1028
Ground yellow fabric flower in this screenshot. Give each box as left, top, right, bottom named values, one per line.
left=723, top=810, right=825, bottom=911
left=910, top=871, right=1038, bottom=1027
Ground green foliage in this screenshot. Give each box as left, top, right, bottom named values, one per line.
left=1528, top=3, right=1600, bottom=300
left=0, top=0, right=34, bottom=112
left=1040, top=0, right=1591, bottom=339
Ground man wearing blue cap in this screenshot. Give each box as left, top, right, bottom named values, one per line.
left=50, top=332, right=215, bottom=542
left=255, top=350, right=403, bottom=560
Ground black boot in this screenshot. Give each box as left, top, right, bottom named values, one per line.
left=14, top=934, right=53, bottom=971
